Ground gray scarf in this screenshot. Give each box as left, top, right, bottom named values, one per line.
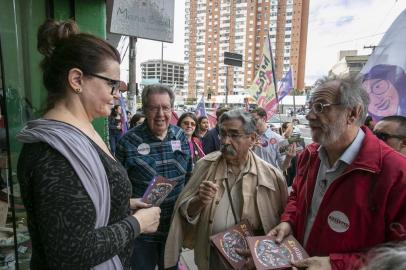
left=17, top=119, right=123, bottom=270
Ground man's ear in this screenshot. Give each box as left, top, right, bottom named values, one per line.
left=249, top=133, right=257, bottom=145
left=67, top=68, right=83, bottom=91
left=347, top=106, right=362, bottom=125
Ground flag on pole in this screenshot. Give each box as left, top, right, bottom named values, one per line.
left=266, top=66, right=295, bottom=117
left=277, top=67, right=294, bottom=102
left=247, top=34, right=278, bottom=116
left=170, top=110, right=179, bottom=126
left=207, top=113, right=217, bottom=128
left=118, top=94, right=128, bottom=135
left=195, top=96, right=207, bottom=117
left=360, top=9, right=406, bottom=122
left=206, top=103, right=220, bottom=128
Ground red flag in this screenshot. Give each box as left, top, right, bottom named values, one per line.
left=170, top=111, right=179, bottom=126
left=207, top=113, right=217, bottom=128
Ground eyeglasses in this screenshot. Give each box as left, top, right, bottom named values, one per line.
left=373, top=131, right=405, bottom=142
left=146, top=105, right=172, bottom=113
left=307, top=102, right=341, bottom=114
left=219, top=130, right=249, bottom=140
left=87, top=72, right=121, bottom=95
left=181, top=121, right=196, bottom=127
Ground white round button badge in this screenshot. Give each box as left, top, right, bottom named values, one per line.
left=137, top=143, right=150, bottom=155
left=327, top=211, right=350, bottom=233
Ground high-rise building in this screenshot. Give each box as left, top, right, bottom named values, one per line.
left=140, top=60, right=185, bottom=90
left=184, top=0, right=309, bottom=100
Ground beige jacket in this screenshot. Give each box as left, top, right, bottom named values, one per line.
left=164, top=150, right=288, bottom=270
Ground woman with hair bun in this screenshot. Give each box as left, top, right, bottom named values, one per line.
left=16, top=19, right=160, bottom=270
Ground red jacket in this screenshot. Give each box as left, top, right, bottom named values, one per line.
left=281, top=126, right=406, bottom=270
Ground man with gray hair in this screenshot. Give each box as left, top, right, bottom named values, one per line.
left=269, top=74, right=406, bottom=269
left=363, top=241, right=406, bottom=270
left=165, top=109, right=288, bottom=270
left=117, top=84, right=192, bottom=270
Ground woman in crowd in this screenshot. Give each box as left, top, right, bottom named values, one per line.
left=109, top=104, right=122, bottom=155
left=177, top=112, right=205, bottom=165
left=281, top=121, right=293, bottom=138
left=17, top=19, right=160, bottom=270
left=281, top=121, right=298, bottom=187
left=197, top=115, right=209, bottom=138
left=129, top=113, right=145, bottom=129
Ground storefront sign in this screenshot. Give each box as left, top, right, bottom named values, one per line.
left=110, top=0, right=175, bottom=43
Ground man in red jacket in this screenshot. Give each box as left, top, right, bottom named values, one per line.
left=269, top=74, right=406, bottom=270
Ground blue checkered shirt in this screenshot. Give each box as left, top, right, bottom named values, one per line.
left=116, top=123, right=192, bottom=242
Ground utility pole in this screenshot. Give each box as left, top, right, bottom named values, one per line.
left=224, top=52, right=243, bottom=106
left=225, top=66, right=229, bottom=105
left=160, top=42, right=164, bottom=83
left=128, top=36, right=137, bottom=113
left=364, top=45, right=377, bottom=52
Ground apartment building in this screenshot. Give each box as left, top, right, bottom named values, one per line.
left=184, top=0, right=309, bottom=99
left=329, top=50, right=369, bottom=77
left=140, top=60, right=185, bottom=90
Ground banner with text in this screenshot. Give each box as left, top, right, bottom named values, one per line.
left=247, top=35, right=277, bottom=116
left=110, top=0, right=175, bottom=43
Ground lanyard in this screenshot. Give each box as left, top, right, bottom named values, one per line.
left=223, top=172, right=249, bottom=225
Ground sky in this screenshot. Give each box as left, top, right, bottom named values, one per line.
left=120, top=0, right=406, bottom=87
left=305, top=0, right=406, bottom=84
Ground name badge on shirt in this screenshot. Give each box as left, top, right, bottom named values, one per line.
left=137, top=143, right=150, bottom=155
left=171, top=140, right=182, bottom=152
left=327, top=211, right=350, bottom=233
left=260, top=138, right=268, bottom=147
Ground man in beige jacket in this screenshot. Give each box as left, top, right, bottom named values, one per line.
left=165, top=109, right=288, bottom=270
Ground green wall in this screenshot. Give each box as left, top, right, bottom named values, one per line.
left=0, top=1, right=109, bottom=268
left=55, top=0, right=109, bottom=139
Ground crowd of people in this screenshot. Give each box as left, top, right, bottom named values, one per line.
left=14, top=19, right=406, bottom=270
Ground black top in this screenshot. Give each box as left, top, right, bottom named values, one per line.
left=17, top=140, right=140, bottom=270
left=202, top=126, right=221, bottom=154
left=109, top=116, right=122, bottom=135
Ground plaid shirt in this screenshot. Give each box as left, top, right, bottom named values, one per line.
left=116, top=122, right=192, bottom=242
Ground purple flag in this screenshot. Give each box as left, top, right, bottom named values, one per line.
left=360, top=10, right=406, bottom=122
left=266, top=67, right=294, bottom=117
left=195, top=96, right=207, bottom=118
left=277, top=67, right=294, bottom=101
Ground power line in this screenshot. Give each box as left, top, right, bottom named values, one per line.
left=326, top=32, right=385, bottom=47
